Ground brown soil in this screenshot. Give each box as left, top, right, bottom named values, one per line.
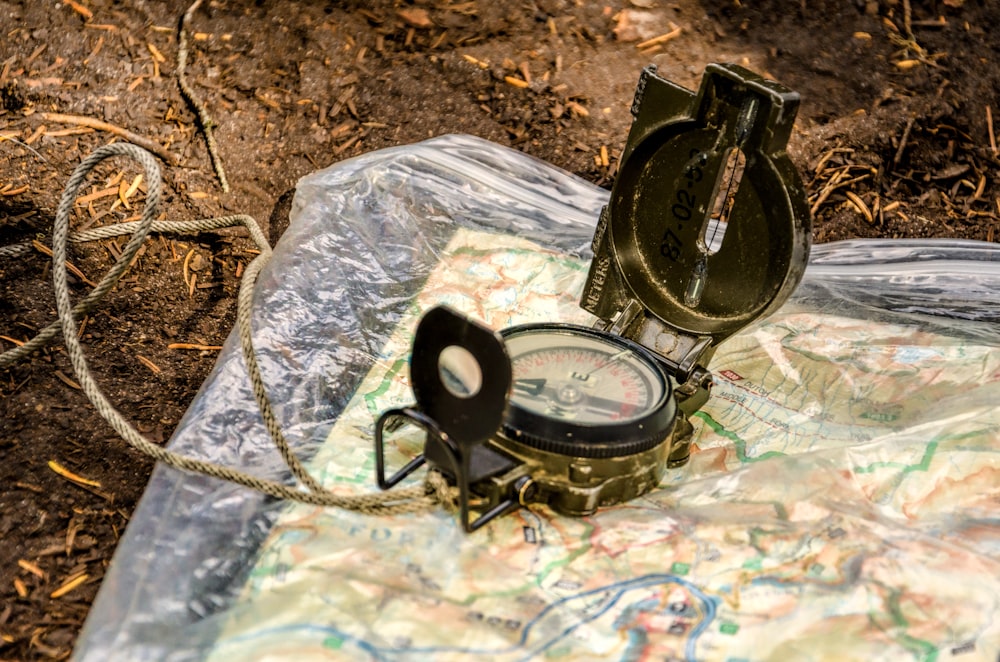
left=1, top=0, right=997, bottom=658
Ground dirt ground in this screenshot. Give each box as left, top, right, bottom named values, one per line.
left=0, top=0, right=997, bottom=658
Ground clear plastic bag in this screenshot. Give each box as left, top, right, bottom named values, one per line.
left=76, top=135, right=1000, bottom=661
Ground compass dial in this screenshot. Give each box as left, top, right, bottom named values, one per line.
left=499, top=324, right=676, bottom=458
left=506, top=330, right=663, bottom=424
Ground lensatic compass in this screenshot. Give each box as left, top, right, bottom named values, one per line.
left=375, top=63, right=811, bottom=531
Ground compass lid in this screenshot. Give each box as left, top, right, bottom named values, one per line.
left=580, top=64, right=811, bottom=373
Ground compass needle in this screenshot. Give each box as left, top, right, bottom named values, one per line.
left=577, top=348, right=633, bottom=382
left=505, top=327, right=670, bottom=426
left=513, top=378, right=546, bottom=396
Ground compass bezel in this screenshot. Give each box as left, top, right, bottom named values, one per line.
left=498, top=323, right=677, bottom=459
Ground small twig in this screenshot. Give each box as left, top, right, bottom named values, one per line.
left=181, top=247, right=195, bottom=289
left=168, top=342, right=223, bottom=351
left=987, top=105, right=997, bottom=157
left=136, top=355, right=162, bottom=374
left=54, top=369, right=83, bottom=390
left=902, top=0, right=914, bottom=41
left=334, top=134, right=361, bottom=155
left=32, top=240, right=98, bottom=288
left=178, top=0, right=230, bottom=192
left=0, top=133, right=48, bottom=162
left=65, top=0, right=93, bottom=20
left=636, top=25, right=682, bottom=50
left=50, top=572, right=89, bottom=599
left=40, top=112, right=178, bottom=164
left=845, top=191, right=874, bottom=224
left=0, top=335, right=26, bottom=346
left=892, top=115, right=916, bottom=171
left=810, top=172, right=872, bottom=216
left=811, top=146, right=853, bottom=175
left=75, top=185, right=120, bottom=205
left=18, top=559, right=45, bottom=578
left=48, top=459, right=102, bottom=488
left=504, top=75, right=529, bottom=89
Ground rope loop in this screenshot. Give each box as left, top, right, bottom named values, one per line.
left=0, top=142, right=451, bottom=516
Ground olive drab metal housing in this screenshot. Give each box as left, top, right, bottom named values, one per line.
left=375, top=63, right=811, bottom=532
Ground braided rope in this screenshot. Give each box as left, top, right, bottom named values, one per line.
left=3, top=141, right=448, bottom=515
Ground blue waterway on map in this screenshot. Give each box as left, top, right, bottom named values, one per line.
left=217, top=573, right=718, bottom=661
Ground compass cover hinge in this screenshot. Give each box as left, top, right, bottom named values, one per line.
left=631, top=315, right=714, bottom=383
left=592, top=300, right=714, bottom=384
left=600, top=299, right=643, bottom=336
